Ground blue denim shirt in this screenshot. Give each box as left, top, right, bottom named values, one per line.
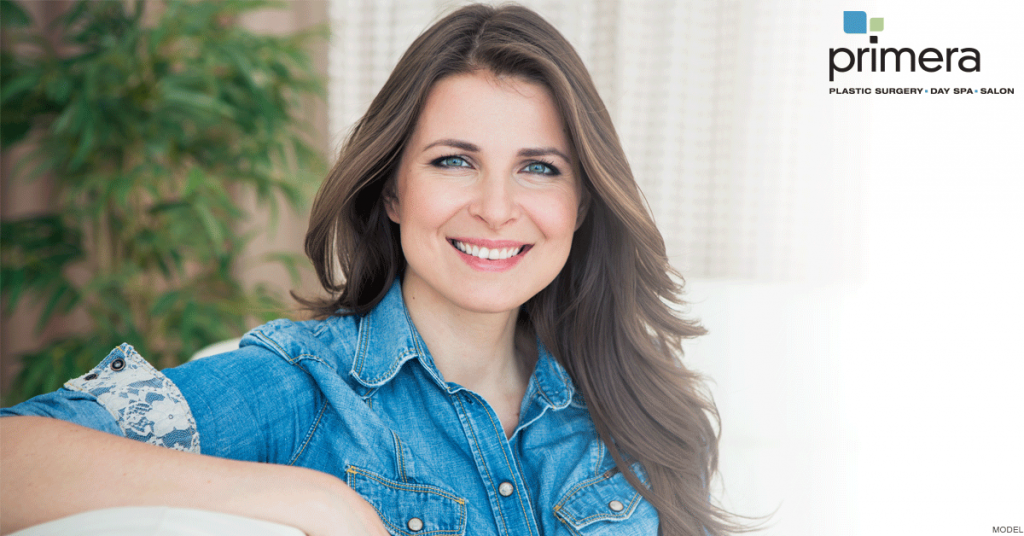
left=3, top=280, right=658, bottom=535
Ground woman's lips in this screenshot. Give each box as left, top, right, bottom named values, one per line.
left=448, top=238, right=532, bottom=271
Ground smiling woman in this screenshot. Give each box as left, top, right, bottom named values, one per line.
left=2, top=4, right=740, bottom=536
left=385, top=72, right=581, bottom=439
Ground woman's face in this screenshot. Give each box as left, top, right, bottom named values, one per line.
left=387, top=71, right=581, bottom=316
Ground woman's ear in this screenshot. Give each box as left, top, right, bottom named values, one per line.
left=385, top=197, right=400, bottom=224
left=383, top=181, right=401, bottom=224
left=575, top=185, right=591, bottom=231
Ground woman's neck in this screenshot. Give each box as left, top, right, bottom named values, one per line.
left=401, top=276, right=535, bottom=436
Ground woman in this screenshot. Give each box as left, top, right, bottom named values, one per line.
left=1, top=4, right=735, bottom=536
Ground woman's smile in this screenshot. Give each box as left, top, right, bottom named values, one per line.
left=448, top=237, right=534, bottom=272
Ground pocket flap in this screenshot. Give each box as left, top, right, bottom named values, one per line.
left=554, top=470, right=657, bottom=534
left=346, top=466, right=467, bottom=536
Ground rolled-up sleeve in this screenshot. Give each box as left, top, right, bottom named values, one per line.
left=4, top=333, right=323, bottom=466
left=1, top=344, right=200, bottom=453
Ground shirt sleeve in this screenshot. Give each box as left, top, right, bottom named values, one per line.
left=3, top=339, right=323, bottom=465
left=162, top=341, right=322, bottom=465
left=1, top=343, right=200, bottom=453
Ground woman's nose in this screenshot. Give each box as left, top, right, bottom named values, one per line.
left=468, top=174, right=520, bottom=229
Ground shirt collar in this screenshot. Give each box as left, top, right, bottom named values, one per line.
left=349, top=279, right=422, bottom=388
left=349, top=278, right=575, bottom=409
left=530, top=339, right=574, bottom=410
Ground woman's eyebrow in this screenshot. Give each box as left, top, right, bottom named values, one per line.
left=424, top=139, right=479, bottom=152
left=518, top=147, right=570, bottom=162
left=422, top=139, right=570, bottom=162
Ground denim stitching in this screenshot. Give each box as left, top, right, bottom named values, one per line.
left=563, top=490, right=639, bottom=525
left=346, top=466, right=466, bottom=504
left=473, top=392, right=537, bottom=536
left=346, top=477, right=466, bottom=536
left=553, top=472, right=605, bottom=513
left=288, top=398, right=328, bottom=466
left=392, top=430, right=407, bottom=483
left=359, top=349, right=417, bottom=385
left=346, top=463, right=468, bottom=532
left=552, top=472, right=638, bottom=526
left=552, top=504, right=585, bottom=536
left=253, top=332, right=293, bottom=363
left=454, top=394, right=510, bottom=536
left=354, top=315, right=371, bottom=376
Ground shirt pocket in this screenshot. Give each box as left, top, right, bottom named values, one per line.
left=553, top=470, right=659, bottom=536
left=345, top=466, right=467, bottom=536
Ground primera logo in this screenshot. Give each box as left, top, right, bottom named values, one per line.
left=829, top=11, right=980, bottom=82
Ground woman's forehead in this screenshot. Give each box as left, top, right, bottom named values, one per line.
left=408, top=71, right=571, bottom=156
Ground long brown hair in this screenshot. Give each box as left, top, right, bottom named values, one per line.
left=301, top=4, right=741, bottom=535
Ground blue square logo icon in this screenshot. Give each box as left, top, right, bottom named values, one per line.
left=844, top=11, right=867, bottom=33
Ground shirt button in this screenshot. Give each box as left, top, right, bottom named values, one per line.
left=609, top=500, right=624, bottom=512
left=498, top=481, right=514, bottom=497
left=407, top=517, right=424, bottom=532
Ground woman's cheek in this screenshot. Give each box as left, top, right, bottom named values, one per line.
left=524, top=190, right=579, bottom=238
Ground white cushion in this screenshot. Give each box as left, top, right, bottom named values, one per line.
left=10, top=507, right=306, bottom=536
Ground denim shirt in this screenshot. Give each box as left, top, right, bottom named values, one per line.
left=2, top=280, right=658, bottom=535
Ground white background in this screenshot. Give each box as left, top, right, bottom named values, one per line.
left=686, top=1, right=1024, bottom=534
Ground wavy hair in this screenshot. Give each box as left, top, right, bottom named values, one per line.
left=300, top=4, right=741, bottom=535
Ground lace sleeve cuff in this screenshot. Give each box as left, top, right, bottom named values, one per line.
left=64, top=344, right=200, bottom=453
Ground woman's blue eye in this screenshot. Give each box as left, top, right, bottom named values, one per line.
left=436, top=156, right=470, bottom=168
left=524, top=161, right=559, bottom=175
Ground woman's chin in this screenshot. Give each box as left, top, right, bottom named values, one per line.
left=446, top=287, right=530, bottom=316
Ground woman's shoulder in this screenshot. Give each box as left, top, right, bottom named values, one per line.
left=241, top=313, right=362, bottom=374
left=243, top=281, right=419, bottom=378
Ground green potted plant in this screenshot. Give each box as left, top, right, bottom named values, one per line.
left=1, top=0, right=326, bottom=404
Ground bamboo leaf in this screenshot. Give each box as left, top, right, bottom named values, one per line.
left=184, top=167, right=204, bottom=197
left=1, top=269, right=26, bottom=313
left=1, top=119, right=32, bottom=147
left=161, top=86, right=236, bottom=119
left=112, top=174, right=133, bottom=208
left=0, top=74, right=38, bottom=105
left=193, top=203, right=224, bottom=246
left=21, top=354, right=50, bottom=395
left=35, top=284, right=71, bottom=331
left=0, top=0, right=31, bottom=28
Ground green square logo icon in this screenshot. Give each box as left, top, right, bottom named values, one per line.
left=870, top=17, right=884, bottom=31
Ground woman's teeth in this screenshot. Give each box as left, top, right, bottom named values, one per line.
left=452, top=240, right=524, bottom=260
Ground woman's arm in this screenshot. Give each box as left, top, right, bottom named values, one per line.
left=0, top=416, right=388, bottom=536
